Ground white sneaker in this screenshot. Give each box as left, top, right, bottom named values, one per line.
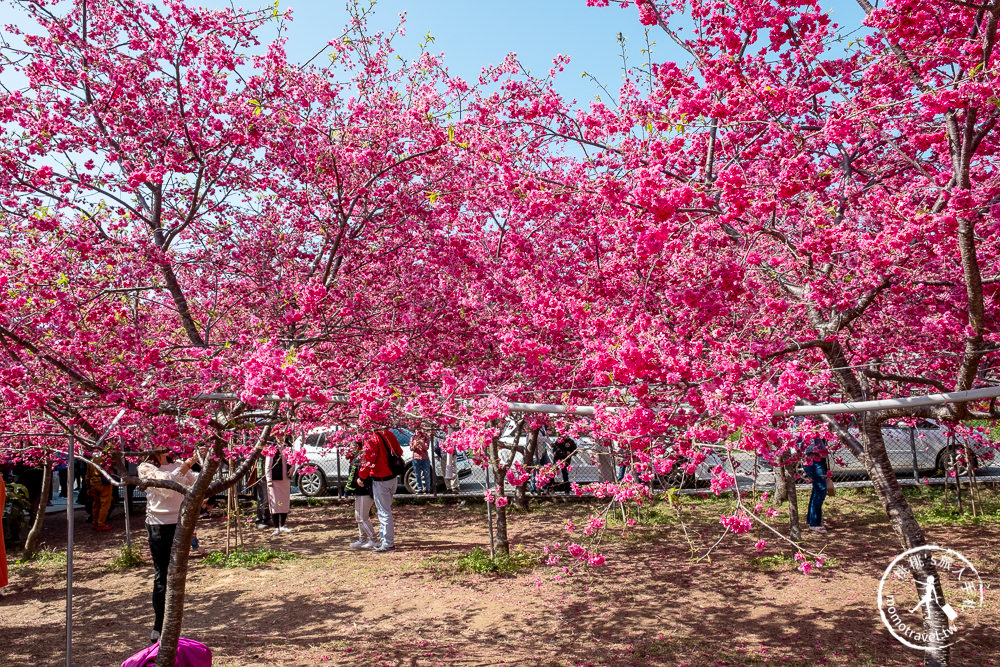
left=149, top=630, right=160, bottom=643
left=349, top=539, right=369, bottom=548
left=272, top=528, right=281, bottom=536
left=279, top=526, right=292, bottom=533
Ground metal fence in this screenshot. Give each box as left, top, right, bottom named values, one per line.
left=394, top=426, right=1000, bottom=497
left=107, top=426, right=997, bottom=502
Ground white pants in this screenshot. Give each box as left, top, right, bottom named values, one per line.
left=372, top=478, right=396, bottom=547
left=354, top=495, right=375, bottom=540
left=444, top=451, right=458, bottom=490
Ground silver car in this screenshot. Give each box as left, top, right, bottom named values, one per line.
left=831, top=420, right=992, bottom=475
left=293, top=428, right=471, bottom=496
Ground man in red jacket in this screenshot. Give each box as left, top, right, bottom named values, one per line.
left=357, top=429, right=403, bottom=553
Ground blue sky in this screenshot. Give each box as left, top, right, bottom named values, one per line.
left=279, top=0, right=667, bottom=105
left=275, top=1, right=866, bottom=104
left=0, top=0, right=866, bottom=106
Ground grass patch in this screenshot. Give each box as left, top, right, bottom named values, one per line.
left=836, top=487, right=878, bottom=499
left=109, top=542, right=145, bottom=570
left=202, top=546, right=298, bottom=568
left=454, top=546, right=537, bottom=576
left=291, top=496, right=328, bottom=507
left=898, top=484, right=1000, bottom=525
left=912, top=499, right=1000, bottom=526
left=750, top=552, right=796, bottom=571
left=16, top=546, right=66, bottom=566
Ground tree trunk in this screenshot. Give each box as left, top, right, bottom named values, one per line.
left=819, top=337, right=951, bottom=666
left=783, top=464, right=800, bottom=542
left=22, top=464, right=51, bottom=560
left=856, top=415, right=949, bottom=667
left=487, top=433, right=509, bottom=556
left=154, top=455, right=221, bottom=667
left=514, top=428, right=539, bottom=510
left=775, top=461, right=789, bottom=504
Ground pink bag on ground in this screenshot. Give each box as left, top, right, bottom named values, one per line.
left=121, top=637, right=212, bottom=667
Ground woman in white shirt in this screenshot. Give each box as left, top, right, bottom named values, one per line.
left=137, top=450, right=197, bottom=643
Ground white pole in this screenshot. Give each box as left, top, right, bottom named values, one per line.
left=193, top=385, right=1000, bottom=417
left=65, top=427, right=74, bottom=667
left=787, top=385, right=1000, bottom=416
left=65, top=409, right=125, bottom=666
left=507, top=402, right=605, bottom=416
left=484, top=464, right=495, bottom=559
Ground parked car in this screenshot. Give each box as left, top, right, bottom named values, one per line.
left=293, top=428, right=471, bottom=496
left=495, top=421, right=600, bottom=468
left=831, top=420, right=992, bottom=475
left=490, top=419, right=728, bottom=488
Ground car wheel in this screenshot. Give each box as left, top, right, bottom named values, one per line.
left=662, top=467, right=694, bottom=489
left=936, top=446, right=978, bottom=477
left=402, top=464, right=418, bottom=494
left=657, top=459, right=694, bottom=489
left=297, top=469, right=327, bottom=497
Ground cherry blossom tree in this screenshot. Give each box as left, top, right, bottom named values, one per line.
left=4, top=0, right=997, bottom=665
left=533, top=1, right=999, bottom=664
left=0, top=0, right=560, bottom=662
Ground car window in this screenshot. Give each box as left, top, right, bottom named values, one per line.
left=391, top=428, right=413, bottom=448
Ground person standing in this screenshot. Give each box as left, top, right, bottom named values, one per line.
left=358, top=429, right=403, bottom=553
left=138, top=449, right=198, bottom=643
left=443, top=445, right=460, bottom=493
left=802, top=436, right=830, bottom=533
left=410, top=430, right=431, bottom=494
left=265, top=443, right=292, bottom=535
left=530, top=427, right=552, bottom=493
left=345, top=442, right=377, bottom=548
left=86, top=453, right=114, bottom=531
left=55, top=453, right=68, bottom=498
left=251, top=458, right=271, bottom=529
left=551, top=435, right=578, bottom=492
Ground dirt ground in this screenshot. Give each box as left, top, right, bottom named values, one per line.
left=1, top=490, right=998, bottom=667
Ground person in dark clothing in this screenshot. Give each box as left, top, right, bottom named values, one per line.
left=252, top=460, right=271, bottom=529
left=55, top=455, right=68, bottom=498
left=802, top=437, right=830, bottom=533
left=15, top=465, right=45, bottom=515
left=551, top=436, right=578, bottom=491
left=344, top=442, right=377, bottom=548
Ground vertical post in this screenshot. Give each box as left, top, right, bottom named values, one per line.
left=951, top=436, right=965, bottom=514
left=910, top=427, right=919, bottom=483
left=65, top=427, right=74, bottom=667
left=124, top=485, right=132, bottom=549
left=123, top=439, right=132, bottom=549
left=336, top=446, right=342, bottom=498
left=430, top=434, right=438, bottom=499
left=485, top=464, right=495, bottom=559
left=784, top=464, right=801, bottom=541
